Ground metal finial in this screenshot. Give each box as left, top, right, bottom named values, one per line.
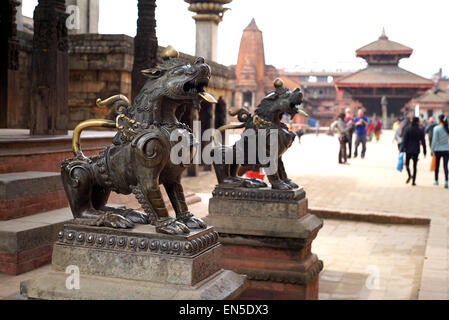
left=274, top=78, right=284, bottom=88
left=379, top=27, right=388, bottom=40
left=161, top=45, right=179, bottom=60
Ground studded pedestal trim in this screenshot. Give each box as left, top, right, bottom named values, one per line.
left=212, top=187, right=305, bottom=202
left=56, top=228, right=219, bottom=257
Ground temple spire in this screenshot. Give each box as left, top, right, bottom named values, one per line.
left=379, top=27, right=388, bottom=40
left=245, top=18, right=260, bottom=31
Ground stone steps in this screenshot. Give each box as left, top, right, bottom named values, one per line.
left=0, top=169, right=203, bottom=276
left=0, top=171, right=67, bottom=220
left=0, top=207, right=73, bottom=275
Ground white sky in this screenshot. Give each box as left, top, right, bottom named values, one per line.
left=22, top=0, right=449, bottom=78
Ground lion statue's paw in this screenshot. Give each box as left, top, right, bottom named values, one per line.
left=270, top=180, right=293, bottom=190
left=156, top=217, right=190, bottom=235
left=95, top=212, right=135, bottom=229
left=178, top=212, right=207, bottom=229
left=122, top=209, right=151, bottom=225
left=282, top=178, right=299, bottom=189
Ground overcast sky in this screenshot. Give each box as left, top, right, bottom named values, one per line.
left=22, top=0, right=448, bottom=78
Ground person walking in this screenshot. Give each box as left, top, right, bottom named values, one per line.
left=315, top=121, right=320, bottom=136
left=353, top=109, right=368, bottom=158
left=395, top=110, right=413, bottom=151
left=366, top=119, right=374, bottom=142
left=330, top=113, right=349, bottom=164
left=373, top=120, right=382, bottom=142
left=295, top=128, right=304, bottom=143
left=425, top=117, right=437, bottom=146
left=345, top=108, right=355, bottom=158
left=400, top=117, right=427, bottom=186
left=430, top=114, right=449, bottom=188
left=392, top=118, right=400, bottom=132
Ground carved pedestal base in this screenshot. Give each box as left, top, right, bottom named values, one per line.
left=206, top=186, right=323, bottom=300
left=20, top=224, right=247, bottom=300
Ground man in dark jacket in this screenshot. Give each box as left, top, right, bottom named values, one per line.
left=395, top=110, right=414, bottom=151
left=425, top=117, right=437, bottom=146
left=400, top=117, right=427, bottom=186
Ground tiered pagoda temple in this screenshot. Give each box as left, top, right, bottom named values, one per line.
left=335, top=29, right=433, bottom=124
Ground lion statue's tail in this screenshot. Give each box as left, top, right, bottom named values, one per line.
left=212, top=107, right=252, bottom=146
left=72, top=94, right=130, bottom=158
left=96, top=94, right=130, bottom=118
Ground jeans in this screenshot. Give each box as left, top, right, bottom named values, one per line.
left=354, top=134, right=367, bottom=158
left=339, top=137, right=347, bottom=164
left=435, top=151, right=449, bottom=181
left=405, top=153, right=418, bottom=184
left=346, top=133, right=353, bottom=157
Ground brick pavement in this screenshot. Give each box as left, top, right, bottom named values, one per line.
left=315, top=219, right=428, bottom=300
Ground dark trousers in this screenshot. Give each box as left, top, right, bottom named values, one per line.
left=354, top=134, right=367, bottom=158
left=339, top=137, right=347, bottom=164
left=346, top=133, right=353, bottom=157
left=435, top=151, right=449, bottom=181
left=405, top=153, right=418, bottom=183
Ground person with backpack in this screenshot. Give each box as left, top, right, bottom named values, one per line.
left=400, top=117, right=427, bottom=186
left=373, top=120, right=382, bottom=142
left=330, top=113, right=350, bottom=164
left=431, top=114, right=449, bottom=188
left=345, top=108, right=355, bottom=158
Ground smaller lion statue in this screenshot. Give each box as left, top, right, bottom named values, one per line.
left=213, top=78, right=308, bottom=190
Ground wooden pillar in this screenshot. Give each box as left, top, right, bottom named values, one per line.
left=30, top=0, right=69, bottom=135
left=131, top=0, right=158, bottom=101
left=381, top=96, right=388, bottom=129
left=0, top=0, right=20, bottom=129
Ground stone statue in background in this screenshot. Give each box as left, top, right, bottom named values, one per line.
left=60, top=46, right=216, bottom=234
left=213, top=78, right=308, bottom=190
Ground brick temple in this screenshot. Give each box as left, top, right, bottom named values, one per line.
left=234, top=19, right=279, bottom=112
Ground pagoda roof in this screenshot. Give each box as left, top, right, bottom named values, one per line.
left=335, top=66, right=434, bottom=88
left=356, top=29, right=413, bottom=56
left=412, top=87, right=449, bottom=104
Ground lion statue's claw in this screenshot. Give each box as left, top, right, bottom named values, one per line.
left=122, top=209, right=151, bottom=225
left=178, top=212, right=207, bottom=229
left=156, top=218, right=190, bottom=235
left=97, top=213, right=135, bottom=229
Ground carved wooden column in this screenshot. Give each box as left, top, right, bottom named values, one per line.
left=30, top=0, right=68, bottom=135
left=0, top=0, right=20, bottom=128
left=131, top=0, right=158, bottom=101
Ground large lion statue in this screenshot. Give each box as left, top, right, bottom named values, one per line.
left=61, top=46, right=216, bottom=235
left=213, top=78, right=308, bottom=190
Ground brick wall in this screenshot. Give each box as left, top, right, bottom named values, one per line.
left=11, top=33, right=235, bottom=131
left=68, top=34, right=134, bottom=129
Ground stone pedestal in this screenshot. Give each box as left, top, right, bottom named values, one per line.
left=206, top=186, right=323, bottom=300
left=20, top=224, right=247, bottom=300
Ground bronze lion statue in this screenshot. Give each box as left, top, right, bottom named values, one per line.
left=213, top=78, right=308, bottom=190
left=61, top=46, right=215, bottom=235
